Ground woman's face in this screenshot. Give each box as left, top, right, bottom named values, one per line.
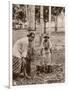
left=29, top=36, right=34, bottom=42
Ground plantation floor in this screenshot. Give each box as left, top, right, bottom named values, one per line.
left=12, top=30, right=65, bottom=85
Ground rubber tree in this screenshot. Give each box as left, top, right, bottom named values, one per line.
left=35, top=5, right=40, bottom=30
left=43, top=6, right=49, bottom=34
left=16, top=5, right=26, bottom=23
left=51, top=7, right=65, bottom=32
left=12, top=4, right=20, bottom=19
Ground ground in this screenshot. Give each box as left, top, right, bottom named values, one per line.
left=12, top=29, right=65, bottom=85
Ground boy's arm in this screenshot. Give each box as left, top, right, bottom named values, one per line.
left=50, top=48, right=52, bottom=54
left=40, top=48, right=43, bottom=55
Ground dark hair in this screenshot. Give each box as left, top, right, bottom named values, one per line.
left=27, top=32, right=35, bottom=38
left=44, top=36, right=49, bottom=38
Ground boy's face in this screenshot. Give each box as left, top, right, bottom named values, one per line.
left=44, top=37, right=48, bottom=42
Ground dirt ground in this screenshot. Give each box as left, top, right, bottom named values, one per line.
left=12, top=30, right=65, bottom=85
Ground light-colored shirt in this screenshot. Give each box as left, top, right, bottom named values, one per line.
left=12, top=37, right=29, bottom=58
left=41, top=39, right=52, bottom=54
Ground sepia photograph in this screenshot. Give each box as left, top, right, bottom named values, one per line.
left=12, top=4, right=65, bottom=86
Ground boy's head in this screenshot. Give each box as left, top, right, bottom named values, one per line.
left=43, top=33, right=49, bottom=40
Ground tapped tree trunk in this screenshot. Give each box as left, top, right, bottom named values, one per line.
left=55, top=16, right=57, bottom=32
left=44, top=21, right=46, bottom=33
left=27, top=5, right=35, bottom=30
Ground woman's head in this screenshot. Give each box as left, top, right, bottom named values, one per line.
left=27, top=32, right=35, bottom=41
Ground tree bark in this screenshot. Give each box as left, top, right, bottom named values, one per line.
left=55, top=16, right=57, bottom=32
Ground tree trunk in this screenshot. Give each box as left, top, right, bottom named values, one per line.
left=44, top=21, right=46, bottom=33
left=55, top=16, right=57, bottom=32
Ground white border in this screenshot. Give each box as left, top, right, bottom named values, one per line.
left=10, top=0, right=66, bottom=6
left=9, top=1, right=12, bottom=88
left=8, top=0, right=69, bottom=89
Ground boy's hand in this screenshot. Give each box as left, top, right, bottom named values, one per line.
left=40, top=48, right=43, bottom=55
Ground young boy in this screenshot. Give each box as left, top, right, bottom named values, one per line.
left=41, top=33, right=52, bottom=67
